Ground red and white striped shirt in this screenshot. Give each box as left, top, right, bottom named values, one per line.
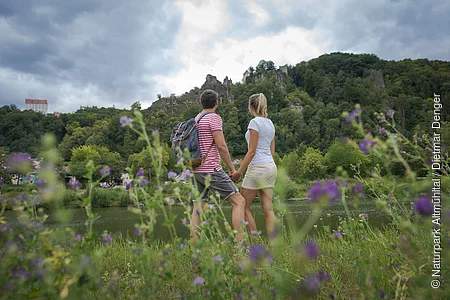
left=194, top=112, right=222, bottom=173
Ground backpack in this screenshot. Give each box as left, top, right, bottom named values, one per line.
left=169, top=112, right=214, bottom=169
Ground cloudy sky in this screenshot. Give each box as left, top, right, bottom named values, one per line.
left=1, top=0, right=449, bottom=113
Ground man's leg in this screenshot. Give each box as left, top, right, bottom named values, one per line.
left=226, top=192, right=246, bottom=243
left=191, top=201, right=208, bottom=244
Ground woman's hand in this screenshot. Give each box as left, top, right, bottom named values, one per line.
left=231, top=171, right=241, bottom=183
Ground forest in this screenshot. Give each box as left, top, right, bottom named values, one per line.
left=1, top=52, right=449, bottom=183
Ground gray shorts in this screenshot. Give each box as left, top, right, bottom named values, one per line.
left=193, top=169, right=239, bottom=201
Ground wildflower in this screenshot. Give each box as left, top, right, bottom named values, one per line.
left=134, top=227, right=141, bottom=236
left=294, top=274, right=320, bottom=297
left=193, top=276, right=205, bottom=285
left=136, top=169, right=144, bottom=177
left=180, top=243, right=186, bottom=250
left=165, top=197, right=175, bottom=205
left=5, top=152, right=32, bottom=174
left=304, top=240, right=320, bottom=260
left=36, top=178, right=47, bottom=188
left=379, top=127, right=387, bottom=135
left=386, top=109, right=394, bottom=118
left=351, top=182, right=364, bottom=197
left=103, top=234, right=113, bottom=246
left=126, top=183, right=135, bottom=191
left=168, top=171, right=177, bottom=179
left=0, top=178, right=3, bottom=184
left=308, top=180, right=340, bottom=205
left=74, top=234, right=83, bottom=242
left=139, top=178, right=149, bottom=186
left=388, top=194, right=393, bottom=199
left=100, top=166, right=111, bottom=176
left=333, top=230, right=343, bottom=239
left=205, top=289, right=211, bottom=297
left=213, top=255, right=223, bottom=263
left=163, top=249, right=171, bottom=256
left=316, top=270, right=330, bottom=282
left=133, top=248, right=142, bottom=255
left=181, top=169, right=193, bottom=178
left=209, top=204, right=215, bottom=210
left=340, top=136, right=349, bottom=143
left=12, top=267, right=30, bottom=280
left=414, top=195, right=433, bottom=215
left=248, top=244, right=273, bottom=265
left=68, top=179, right=80, bottom=191
left=182, top=219, right=190, bottom=227
left=359, top=139, right=376, bottom=155
left=378, top=290, right=388, bottom=299
left=120, top=116, right=134, bottom=127
left=251, top=230, right=262, bottom=235
left=344, top=108, right=361, bottom=123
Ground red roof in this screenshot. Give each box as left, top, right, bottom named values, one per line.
left=25, top=99, right=47, bottom=104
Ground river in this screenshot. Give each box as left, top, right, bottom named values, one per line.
left=2, top=199, right=390, bottom=241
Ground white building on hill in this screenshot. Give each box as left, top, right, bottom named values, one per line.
left=25, top=99, right=48, bottom=114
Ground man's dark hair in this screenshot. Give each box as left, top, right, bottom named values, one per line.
left=200, top=89, right=218, bottom=109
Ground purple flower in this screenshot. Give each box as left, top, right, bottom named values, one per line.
left=136, top=169, right=144, bottom=177
left=308, top=180, right=340, bottom=205
left=36, top=178, right=47, bottom=188
left=359, top=139, right=376, bottom=155
left=213, top=255, right=223, bottom=264
left=100, top=166, right=111, bottom=176
left=304, top=240, right=320, bottom=260
left=295, top=275, right=321, bottom=297
left=133, top=248, right=142, bottom=255
left=351, top=182, right=364, bottom=197
left=120, top=116, right=134, bottom=127
left=316, top=270, right=330, bottom=282
left=379, top=127, right=387, bottom=135
left=251, top=230, right=262, bottom=235
left=182, top=219, right=190, bottom=226
left=12, top=267, right=30, bottom=280
left=180, top=243, right=186, bottom=250
left=333, top=230, right=342, bottom=239
left=344, top=108, right=361, bottom=123
left=163, top=249, right=171, bottom=256
left=5, top=152, right=32, bottom=174
left=74, top=234, right=83, bottom=242
left=0, top=178, right=3, bottom=185
left=414, top=195, right=433, bottom=215
left=193, top=276, right=205, bottom=285
left=205, top=289, right=211, bottom=297
left=378, top=290, right=387, bottom=299
left=134, top=227, right=141, bottom=236
left=181, top=169, right=193, bottom=179
left=248, top=244, right=273, bottom=265
left=103, top=234, right=113, bottom=246
left=139, top=178, right=149, bottom=186
left=386, top=109, right=394, bottom=118
left=126, top=183, right=135, bottom=191
left=68, top=179, right=80, bottom=191
left=168, top=171, right=177, bottom=179
left=209, top=204, right=215, bottom=210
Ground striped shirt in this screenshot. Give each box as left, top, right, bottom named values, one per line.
left=194, top=112, right=222, bottom=173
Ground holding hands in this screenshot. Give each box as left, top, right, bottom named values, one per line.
left=230, top=170, right=242, bottom=183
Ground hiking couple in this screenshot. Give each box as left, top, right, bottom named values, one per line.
left=189, top=89, right=277, bottom=243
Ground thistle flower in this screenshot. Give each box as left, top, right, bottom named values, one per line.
left=304, top=240, right=320, bottom=260
left=136, top=169, right=144, bottom=177
left=414, top=195, right=433, bottom=215
left=74, top=234, right=83, bottom=242
left=359, top=139, right=376, bottom=155
left=103, top=234, right=113, bottom=246
left=68, top=179, right=80, bottom=191
left=193, top=276, right=205, bottom=285
left=308, top=180, right=340, bottom=205
left=333, top=230, right=343, bottom=239
left=386, top=109, right=394, bottom=118
left=100, top=166, right=111, bottom=176
left=168, top=171, right=177, bottom=179
left=120, top=116, right=134, bottom=127
left=248, top=244, right=273, bottom=265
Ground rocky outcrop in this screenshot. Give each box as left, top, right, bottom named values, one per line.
left=365, top=70, right=386, bottom=91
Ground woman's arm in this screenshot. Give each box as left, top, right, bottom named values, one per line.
left=270, top=139, right=275, bottom=158
left=231, top=129, right=258, bottom=181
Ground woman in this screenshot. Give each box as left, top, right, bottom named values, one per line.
left=231, top=93, right=277, bottom=238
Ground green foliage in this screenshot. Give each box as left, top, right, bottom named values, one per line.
left=298, top=147, right=326, bottom=180
left=325, top=140, right=368, bottom=177
left=70, top=145, right=123, bottom=182
left=281, top=152, right=301, bottom=180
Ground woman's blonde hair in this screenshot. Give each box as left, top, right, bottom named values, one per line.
left=248, top=93, right=268, bottom=118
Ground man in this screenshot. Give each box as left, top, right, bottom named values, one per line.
left=191, top=89, right=246, bottom=243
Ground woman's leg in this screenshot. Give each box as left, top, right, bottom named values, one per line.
left=259, top=188, right=276, bottom=238
left=240, top=187, right=258, bottom=234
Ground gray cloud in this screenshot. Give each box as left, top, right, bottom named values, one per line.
left=0, top=0, right=182, bottom=112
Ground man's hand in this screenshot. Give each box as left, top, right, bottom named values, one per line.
left=230, top=170, right=241, bottom=183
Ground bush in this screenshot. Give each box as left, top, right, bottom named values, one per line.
left=90, top=188, right=132, bottom=207
left=298, top=147, right=326, bottom=180
left=325, top=140, right=368, bottom=177
left=281, top=152, right=301, bottom=181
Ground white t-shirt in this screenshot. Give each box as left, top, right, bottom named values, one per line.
left=245, top=117, right=275, bottom=165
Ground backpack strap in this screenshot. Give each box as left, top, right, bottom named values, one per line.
left=196, top=112, right=213, bottom=124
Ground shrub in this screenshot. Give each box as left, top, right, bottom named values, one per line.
left=325, top=140, right=368, bottom=177
left=298, top=147, right=326, bottom=180
left=281, top=152, right=301, bottom=180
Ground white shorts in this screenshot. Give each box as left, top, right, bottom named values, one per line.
left=241, top=162, right=277, bottom=190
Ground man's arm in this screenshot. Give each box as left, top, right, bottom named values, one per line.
left=212, top=130, right=235, bottom=173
